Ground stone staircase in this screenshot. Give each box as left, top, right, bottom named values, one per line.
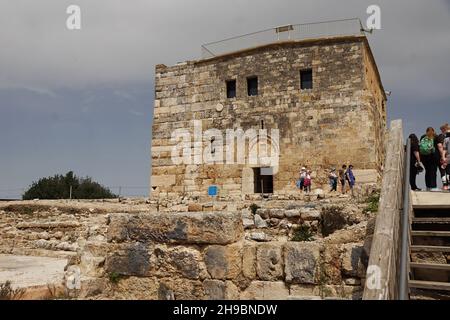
left=409, top=200, right=450, bottom=300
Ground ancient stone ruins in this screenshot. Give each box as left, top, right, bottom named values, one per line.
left=1, top=25, right=399, bottom=300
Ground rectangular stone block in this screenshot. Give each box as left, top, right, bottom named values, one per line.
left=151, top=175, right=176, bottom=187
left=107, top=212, right=243, bottom=245
left=204, top=242, right=242, bottom=280
left=242, top=243, right=257, bottom=280
left=104, top=243, right=151, bottom=276
left=203, top=280, right=240, bottom=300
left=284, top=242, right=321, bottom=284
left=240, top=281, right=289, bottom=300
left=351, top=169, right=379, bottom=183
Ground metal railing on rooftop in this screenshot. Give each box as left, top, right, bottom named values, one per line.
left=201, top=18, right=364, bottom=59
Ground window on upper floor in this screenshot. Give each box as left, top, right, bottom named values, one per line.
left=247, top=76, right=258, bottom=96
left=300, top=69, right=313, bottom=90
left=226, top=79, right=236, bottom=99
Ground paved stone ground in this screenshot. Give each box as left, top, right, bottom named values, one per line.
left=0, top=254, right=67, bottom=289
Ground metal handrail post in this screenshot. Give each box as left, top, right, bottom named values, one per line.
left=399, top=138, right=411, bottom=300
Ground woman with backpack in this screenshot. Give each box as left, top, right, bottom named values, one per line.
left=420, top=127, right=446, bottom=191
left=302, top=170, right=312, bottom=193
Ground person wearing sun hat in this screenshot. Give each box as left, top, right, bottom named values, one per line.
left=296, top=166, right=307, bottom=191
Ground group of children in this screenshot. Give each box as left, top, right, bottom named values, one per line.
left=296, top=167, right=312, bottom=193
left=296, top=165, right=356, bottom=196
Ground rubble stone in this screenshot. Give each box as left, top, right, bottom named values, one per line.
left=254, top=214, right=268, bottom=228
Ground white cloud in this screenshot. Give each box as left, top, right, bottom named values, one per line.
left=0, top=83, right=58, bottom=98
left=129, top=109, right=144, bottom=117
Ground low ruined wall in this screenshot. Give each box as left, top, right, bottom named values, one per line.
left=0, top=203, right=109, bottom=260
left=67, top=208, right=369, bottom=300
left=0, top=196, right=374, bottom=300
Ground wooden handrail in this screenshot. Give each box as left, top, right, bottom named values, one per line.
left=363, top=119, right=405, bottom=300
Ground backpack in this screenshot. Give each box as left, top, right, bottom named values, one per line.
left=419, top=136, right=435, bottom=155
left=304, top=177, right=311, bottom=187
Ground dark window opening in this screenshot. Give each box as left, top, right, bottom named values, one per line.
left=261, top=120, right=265, bottom=130
left=210, top=137, right=215, bottom=154
left=247, top=77, right=258, bottom=96
left=300, top=69, right=313, bottom=90
left=226, top=80, right=236, bottom=99
left=253, top=167, right=273, bottom=194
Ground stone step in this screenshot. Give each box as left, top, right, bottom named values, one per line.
left=409, top=280, right=450, bottom=291
left=411, top=230, right=450, bottom=237
left=410, top=262, right=450, bottom=271
left=413, top=207, right=450, bottom=218
left=412, top=217, right=450, bottom=224
left=409, top=289, right=450, bottom=300
left=411, top=245, right=450, bottom=253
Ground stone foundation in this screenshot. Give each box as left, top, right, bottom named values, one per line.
left=0, top=193, right=376, bottom=300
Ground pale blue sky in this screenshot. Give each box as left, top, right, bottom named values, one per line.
left=1, top=0, right=449, bottom=197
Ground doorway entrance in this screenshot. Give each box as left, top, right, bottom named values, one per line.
left=253, top=167, right=274, bottom=194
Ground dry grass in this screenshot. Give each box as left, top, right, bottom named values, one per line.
left=0, top=281, right=25, bottom=300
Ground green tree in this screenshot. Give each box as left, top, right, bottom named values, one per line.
left=23, top=171, right=116, bottom=200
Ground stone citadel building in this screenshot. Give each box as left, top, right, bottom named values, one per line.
left=151, top=21, right=387, bottom=199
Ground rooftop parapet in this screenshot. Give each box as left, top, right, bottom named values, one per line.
left=201, top=18, right=365, bottom=59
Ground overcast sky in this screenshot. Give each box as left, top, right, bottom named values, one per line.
left=1, top=0, right=449, bottom=197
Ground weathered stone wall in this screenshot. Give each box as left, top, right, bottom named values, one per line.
left=0, top=196, right=376, bottom=300
left=0, top=203, right=109, bottom=260
left=57, top=194, right=374, bottom=300
left=151, top=36, right=386, bottom=198
left=362, top=44, right=387, bottom=171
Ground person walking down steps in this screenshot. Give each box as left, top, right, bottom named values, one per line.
left=420, top=127, right=445, bottom=191
left=442, top=124, right=450, bottom=190
left=409, top=134, right=424, bottom=191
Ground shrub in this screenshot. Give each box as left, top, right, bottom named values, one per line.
left=249, top=203, right=260, bottom=215
left=291, top=225, right=314, bottom=242
left=366, top=193, right=380, bottom=213
left=0, top=281, right=25, bottom=300
left=23, top=171, right=116, bottom=200
left=320, top=205, right=347, bottom=237
left=108, top=272, right=122, bottom=284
